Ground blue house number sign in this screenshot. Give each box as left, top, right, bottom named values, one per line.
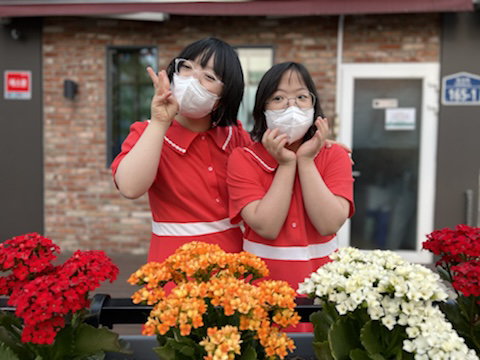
left=442, top=72, right=480, bottom=106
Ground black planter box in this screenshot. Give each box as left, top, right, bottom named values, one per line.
left=105, top=333, right=315, bottom=360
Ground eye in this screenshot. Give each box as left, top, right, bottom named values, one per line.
left=297, top=93, right=309, bottom=101
left=271, top=95, right=284, bottom=103
left=180, top=62, right=193, bottom=70
left=204, top=72, right=217, bottom=82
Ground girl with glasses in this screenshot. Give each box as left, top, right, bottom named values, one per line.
left=227, top=62, right=355, bottom=293
left=112, top=37, right=251, bottom=263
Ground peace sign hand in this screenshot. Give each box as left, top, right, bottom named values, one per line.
left=147, top=67, right=178, bottom=126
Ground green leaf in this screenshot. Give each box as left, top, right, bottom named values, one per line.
left=74, top=324, right=132, bottom=355
left=171, top=329, right=203, bottom=357
left=435, top=266, right=453, bottom=283
left=0, top=313, right=23, bottom=330
left=383, top=325, right=407, bottom=357
left=360, top=321, right=383, bottom=356
left=312, top=340, right=334, bottom=360
left=238, top=346, right=257, bottom=360
left=310, top=310, right=335, bottom=343
left=349, top=349, right=372, bottom=360
left=328, top=317, right=361, bottom=360
left=48, top=324, right=75, bottom=360
left=0, top=343, right=20, bottom=360
left=0, top=330, right=32, bottom=360
left=398, top=350, right=415, bottom=360
left=168, top=340, right=195, bottom=357
left=72, top=353, right=105, bottom=360
left=153, top=344, right=176, bottom=360
left=439, top=302, right=470, bottom=335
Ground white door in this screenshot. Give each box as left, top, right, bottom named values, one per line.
left=337, top=63, right=439, bottom=264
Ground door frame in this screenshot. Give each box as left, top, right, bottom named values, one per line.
left=337, top=63, right=439, bottom=264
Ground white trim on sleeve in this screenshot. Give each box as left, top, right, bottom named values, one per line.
left=243, top=237, right=338, bottom=261
left=152, top=218, right=239, bottom=237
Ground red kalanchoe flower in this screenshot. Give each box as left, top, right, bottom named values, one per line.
left=0, top=233, right=60, bottom=296
left=423, top=225, right=480, bottom=267
left=452, top=260, right=480, bottom=297
left=1, top=234, right=119, bottom=345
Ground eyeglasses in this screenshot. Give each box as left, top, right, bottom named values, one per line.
left=266, top=92, right=316, bottom=112
left=174, top=58, right=223, bottom=91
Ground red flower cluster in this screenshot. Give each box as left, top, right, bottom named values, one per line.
left=0, top=233, right=119, bottom=345
left=452, top=260, right=480, bottom=297
left=423, top=224, right=480, bottom=266
left=0, top=233, right=60, bottom=295
left=423, top=224, right=480, bottom=301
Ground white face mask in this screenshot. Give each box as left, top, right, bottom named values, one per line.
left=265, top=106, right=314, bottom=144
left=172, top=73, right=220, bottom=119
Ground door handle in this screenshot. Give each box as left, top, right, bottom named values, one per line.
left=352, top=171, right=361, bottom=178
left=465, top=189, right=473, bottom=226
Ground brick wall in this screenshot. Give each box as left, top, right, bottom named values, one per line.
left=43, top=13, right=439, bottom=254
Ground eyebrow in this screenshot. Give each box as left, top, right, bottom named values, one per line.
left=273, top=87, right=308, bottom=93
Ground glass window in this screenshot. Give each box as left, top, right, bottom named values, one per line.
left=236, top=47, right=273, bottom=131
left=107, top=46, right=157, bottom=164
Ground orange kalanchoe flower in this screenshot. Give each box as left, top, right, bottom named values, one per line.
left=200, top=325, right=242, bottom=360
left=129, top=242, right=300, bottom=359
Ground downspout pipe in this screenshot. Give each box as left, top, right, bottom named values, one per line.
left=334, top=14, right=345, bottom=140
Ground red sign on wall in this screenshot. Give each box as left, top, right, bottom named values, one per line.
left=4, top=71, right=32, bottom=100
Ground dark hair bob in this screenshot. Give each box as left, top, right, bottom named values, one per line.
left=250, top=62, right=324, bottom=142
left=166, top=37, right=245, bottom=127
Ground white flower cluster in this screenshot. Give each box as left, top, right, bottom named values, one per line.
left=298, top=247, right=478, bottom=360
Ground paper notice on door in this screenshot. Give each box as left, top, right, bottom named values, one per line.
left=385, top=108, right=416, bottom=131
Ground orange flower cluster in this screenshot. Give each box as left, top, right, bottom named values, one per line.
left=257, top=323, right=296, bottom=359
left=128, top=262, right=171, bottom=305
left=199, top=325, right=242, bottom=360
left=129, top=242, right=299, bottom=360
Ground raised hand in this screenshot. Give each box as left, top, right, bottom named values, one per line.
left=297, top=117, right=328, bottom=160
left=262, top=128, right=296, bottom=166
left=147, top=67, right=178, bottom=126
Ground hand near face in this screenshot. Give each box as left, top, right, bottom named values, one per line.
left=147, top=67, right=178, bottom=126
left=297, top=117, right=329, bottom=160
left=262, top=128, right=296, bottom=166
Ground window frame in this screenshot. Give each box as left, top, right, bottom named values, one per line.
left=106, top=45, right=158, bottom=166
left=234, top=45, right=275, bottom=131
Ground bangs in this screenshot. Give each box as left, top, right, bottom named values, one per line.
left=179, top=40, right=227, bottom=81
left=285, top=69, right=307, bottom=88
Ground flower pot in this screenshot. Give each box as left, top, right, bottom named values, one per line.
left=105, top=333, right=315, bottom=360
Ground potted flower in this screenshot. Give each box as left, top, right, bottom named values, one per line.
left=298, top=247, right=478, bottom=360
left=128, top=241, right=301, bottom=360
left=0, top=233, right=130, bottom=360
left=422, top=224, right=480, bottom=355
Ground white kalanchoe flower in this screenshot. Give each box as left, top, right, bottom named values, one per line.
left=298, top=247, right=479, bottom=360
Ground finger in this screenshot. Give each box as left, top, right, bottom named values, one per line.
left=153, top=90, right=173, bottom=104
left=262, top=129, right=271, bottom=146
left=315, top=117, right=328, bottom=133
left=268, top=127, right=280, bottom=141
left=147, top=67, right=159, bottom=88
left=275, top=137, right=288, bottom=154
left=159, top=70, right=171, bottom=93
left=315, top=129, right=325, bottom=143
left=272, top=133, right=288, bottom=146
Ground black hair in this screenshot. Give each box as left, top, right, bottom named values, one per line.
left=166, top=37, right=244, bottom=127
left=250, top=62, right=324, bottom=142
